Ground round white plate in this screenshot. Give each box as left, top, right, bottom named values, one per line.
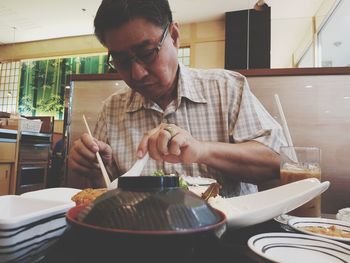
left=288, top=217, right=350, bottom=243
left=248, top=232, right=350, bottom=263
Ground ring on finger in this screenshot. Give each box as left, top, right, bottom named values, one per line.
left=164, top=126, right=176, bottom=138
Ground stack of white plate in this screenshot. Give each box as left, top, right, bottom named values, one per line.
left=0, top=194, right=75, bottom=262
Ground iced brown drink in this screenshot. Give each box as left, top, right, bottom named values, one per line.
left=280, top=166, right=321, bottom=217
left=280, top=146, right=321, bottom=217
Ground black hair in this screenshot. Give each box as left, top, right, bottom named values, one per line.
left=94, top=0, right=173, bottom=46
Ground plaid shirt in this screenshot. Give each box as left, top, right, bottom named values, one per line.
left=94, top=63, right=287, bottom=197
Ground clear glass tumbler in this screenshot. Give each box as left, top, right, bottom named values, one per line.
left=280, top=146, right=322, bottom=217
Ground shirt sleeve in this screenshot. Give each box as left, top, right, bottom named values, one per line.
left=231, top=77, right=287, bottom=153
left=93, top=103, right=108, bottom=143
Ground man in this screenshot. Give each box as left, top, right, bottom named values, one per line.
left=69, top=0, right=286, bottom=197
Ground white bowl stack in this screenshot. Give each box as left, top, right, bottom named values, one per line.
left=0, top=195, right=75, bottom=262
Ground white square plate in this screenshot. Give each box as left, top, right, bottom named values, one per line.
left=21, top=187, right=81, bottom=203
left=205, top=178, right=330, bottom=229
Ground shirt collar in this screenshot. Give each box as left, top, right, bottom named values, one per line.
left=126, top=62, right=207, bottom=113
left=177, top=62, right=207, bottom=106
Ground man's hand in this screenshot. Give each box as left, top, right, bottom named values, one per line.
left=68, top=133, right=113, bottom=179
left=137, top=124, right=202, bottom=164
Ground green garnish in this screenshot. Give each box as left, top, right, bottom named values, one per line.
left=179, top=177, right=188, bottom=189
left=151, top=169, right=188, bottom=189
left=152, top=169, right=165, bottom=176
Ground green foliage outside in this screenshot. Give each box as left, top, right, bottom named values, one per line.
left=18, top=54, right=108, bottom=120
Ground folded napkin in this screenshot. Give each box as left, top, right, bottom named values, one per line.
left=336, top=208, right=350, bottom=222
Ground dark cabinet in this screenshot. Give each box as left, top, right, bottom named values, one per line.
left=16, top=131, right=51, bottom=194
left=225, top=7, right=271, bottom=70
left=0, top=164, right=11, bottom=195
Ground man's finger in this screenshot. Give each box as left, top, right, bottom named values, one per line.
left=137, top=125, right=161, bottom=158
left=74, top=139, right=98, bottom=161
left=81, top=133, right=99, bottom=152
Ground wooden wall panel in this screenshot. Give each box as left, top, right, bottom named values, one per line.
left=246, top=74, right=350, bottom=213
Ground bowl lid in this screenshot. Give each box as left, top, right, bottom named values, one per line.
left=67, top=204, right=226, bottom=236
left=74, top=177, right=225, bottom=233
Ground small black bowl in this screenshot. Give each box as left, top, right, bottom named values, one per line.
left=63, top=176, right=227, bottom=262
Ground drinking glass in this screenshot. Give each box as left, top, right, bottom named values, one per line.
left=280, top=146, right=322, bottom=217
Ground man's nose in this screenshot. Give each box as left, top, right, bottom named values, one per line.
left=130, top=60, right=148, bottom=81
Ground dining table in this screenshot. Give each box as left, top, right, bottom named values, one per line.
left=40, top=216, right=291, bottom=263
left=40, top=213, right=343, bottom=263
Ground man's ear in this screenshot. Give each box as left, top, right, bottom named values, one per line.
left=170, top=22, right=180, bottom=48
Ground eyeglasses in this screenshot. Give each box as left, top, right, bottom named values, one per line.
left=107, top=23, right=170, bottom=72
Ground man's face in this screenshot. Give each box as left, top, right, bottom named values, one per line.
left=105, top=18, right=180, bottom=102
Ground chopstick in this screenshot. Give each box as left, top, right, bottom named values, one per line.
left=274, top=94, right=298, bottom=162
left=82, top=114, right=111, bottom=188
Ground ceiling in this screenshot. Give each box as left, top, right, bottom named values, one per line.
left=0, top=0, right=331, bottom=67
left=0, top=0, right=323, bottom=44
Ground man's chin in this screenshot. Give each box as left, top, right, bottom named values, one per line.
left=134, top=85, right=160, bottom=97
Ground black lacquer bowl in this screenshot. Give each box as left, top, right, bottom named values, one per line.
left=64, top=176, right=227, bottom=262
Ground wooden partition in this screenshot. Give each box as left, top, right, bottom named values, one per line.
left=237, top=67, right=350, bottom=213
left=65, top=68, right=350, bottom=213
left=64, top=74, right=127, bottom=188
